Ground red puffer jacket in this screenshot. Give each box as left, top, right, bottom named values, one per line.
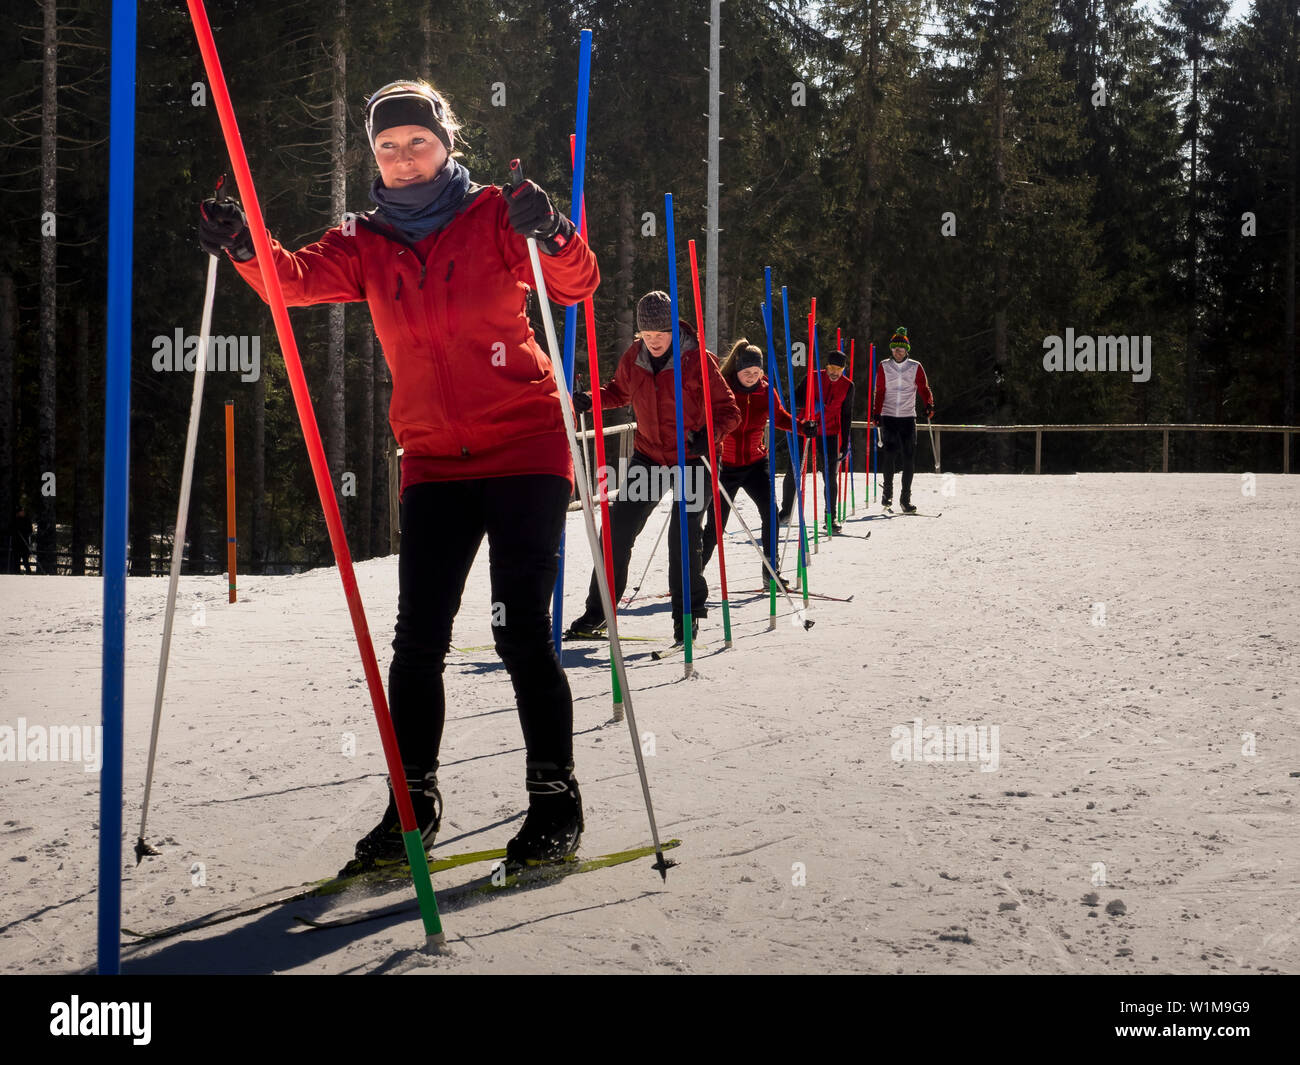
left=231, top=184, right=599, bottom=494
left=595, top=325, right=740, bottom=466
left=721, top=380, right=793, bottom=466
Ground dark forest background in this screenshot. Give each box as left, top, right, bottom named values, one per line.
left=0, top=0, right=1295, bottom=575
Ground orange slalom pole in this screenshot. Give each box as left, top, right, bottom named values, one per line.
left=225, top=400, right=236, bottom=603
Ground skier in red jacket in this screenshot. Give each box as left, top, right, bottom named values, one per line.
left=565, top=291, right=740, bottom=644
left=199, top=80, right=599, bottom=872
left=794, top=349, right=854, bottom=534
left=701, top=339, right=794, bottom=588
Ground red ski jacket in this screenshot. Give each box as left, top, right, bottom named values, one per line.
left=795, top=370, right=854, bottom=436
left=594, top=326, right=740, bottom=467
left=230, top=184, right=599, bottom=495
left=721, top=380, right=793, bottom=466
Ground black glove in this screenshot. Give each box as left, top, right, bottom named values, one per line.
left=798, top=418, right=819, bottom=437
left=199, top=198, right=255, bottom=261
left=924, top=404, right=935, bottom=421
left=506, top=179, right=576, bottom=256
left=571, top=391, right=593, bottom=415
left=686, top=428, right=710, bottom=455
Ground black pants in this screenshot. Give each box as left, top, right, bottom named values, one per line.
left=812, top=433, right=842, bottom=525
left=582, top=451, right=709, bottom=626
left=701, top=459, right=779, bottom=583
left=879, top=415, right=917, bottom=503
left=389, top=475, right=574, bottom=776
left=778, top=439, right=798, bottom=516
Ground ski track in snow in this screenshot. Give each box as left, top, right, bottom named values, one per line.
left=1, top=473, right=1297, bottom=974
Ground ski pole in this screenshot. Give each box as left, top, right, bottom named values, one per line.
left=701, top=456, right=812, bottom=630
left=928, top=415, right=940, bottom=473
left=622, top=501, right=672, bottom=607
left=187, top=0, right=446, bottom=948
left=848, top=338, right=857, bottom=516
left=509, top=158, right=673, bottom=879
left=136, top=176, right=224, bottom=864
left=687, top=238, right=731, bottom=649
left=760, top=273, right=781, bottom=625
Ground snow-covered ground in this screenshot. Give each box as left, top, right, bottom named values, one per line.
left=1, top=473, right=1296, bottom=974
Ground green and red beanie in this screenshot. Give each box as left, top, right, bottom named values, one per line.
left=889, top=326, right=910, bottom=352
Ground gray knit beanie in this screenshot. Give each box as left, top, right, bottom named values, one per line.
left=636, top=291, right=673, bottom=333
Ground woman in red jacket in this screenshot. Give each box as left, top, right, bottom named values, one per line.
left=701, top=340, right=793, bottom=589
left=198, top=80, right=599, bottom=872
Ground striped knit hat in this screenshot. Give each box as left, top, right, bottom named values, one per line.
left=889, top=326, right=910, bottom=352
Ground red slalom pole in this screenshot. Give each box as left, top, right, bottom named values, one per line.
left=570, top=135, right=623, bottom=716
left=185, top=0, right=444, bottom=948
left=687, top=239, right=732, bottom=648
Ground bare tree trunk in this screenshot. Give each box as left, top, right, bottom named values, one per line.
left=251, top=365, right=267, bottom=571
left=421, top=7, right=433, bottom=80
left=359, top=326, right=374, bottom=558
left=992, top=50, right=1012, bottom=470
left=1286, top=3, right=1298, bottom=429
left=856, top=0, right=879, bottom=355
left=327, top=0, right=347, bottom=521
left=615, top=184, right=635, bottom=352
left=38, top=0, right=58, bottom=573
left=73, top=307, right=89, bottom=574
left=1186, top=51, right=1200, bottom=423
left=371, top=335, right=392, bottom=555
left=0, top=274, right=14, bottom=573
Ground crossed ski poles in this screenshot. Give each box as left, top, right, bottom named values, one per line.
left=508, top=158, right=673, bottom=881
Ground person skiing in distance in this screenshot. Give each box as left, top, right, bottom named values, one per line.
left=794, top=348, right=854, bottom=534
left=566, top=291, right=740, bottom=645
left=198, top=79, right=600, bottom=872
left=872, top=327, right=934, bottom=514
left=700, top=339, right=794, bottom=589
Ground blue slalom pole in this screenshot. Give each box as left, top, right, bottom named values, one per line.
left=100, top=0, right=137, bottom=975
left=664, top=194, right=694, bottom=673
left=551, top=28, right=593, bottom=654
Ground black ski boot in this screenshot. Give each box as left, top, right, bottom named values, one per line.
left=505, top=763, right=584, bottom=867
left=342, top=764, right=441, bottom=876
left=671, top=617, right=701, bottom=644
left=900, top=501, right=917, bottom=514
left=563, top=615, right=608, bottom=640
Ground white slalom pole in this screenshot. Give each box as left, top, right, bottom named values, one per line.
left=508, top=159, right=672, bottom=879
left=701, top=457, right=813, bottom=631
left=135, top=249, right=219, bottom=863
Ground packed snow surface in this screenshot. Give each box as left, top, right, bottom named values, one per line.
left=2, top=473, right=1296, bottom=973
